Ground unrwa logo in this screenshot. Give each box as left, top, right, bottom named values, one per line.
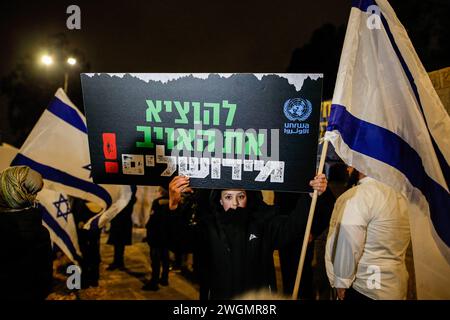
left=283, top=98, right=312, bottom=121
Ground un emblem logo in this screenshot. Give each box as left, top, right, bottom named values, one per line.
left=283, top=98, right=312, bottom=121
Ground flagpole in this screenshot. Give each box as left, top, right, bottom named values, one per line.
left=292, top=138, right=329, bottom=300
left=64, top=72, right=69, bottom=94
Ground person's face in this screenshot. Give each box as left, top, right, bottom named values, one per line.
left=220, top=190, right=247, bottom=211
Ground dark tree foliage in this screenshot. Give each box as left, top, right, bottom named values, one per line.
left=1, top=33, right=89, bottom=147
left=287, top=0, right=450, bottom=100
left=287, top=24, right=345, bottom=100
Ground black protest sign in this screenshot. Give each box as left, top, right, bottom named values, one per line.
left=81, top=73, right=322, bottom=192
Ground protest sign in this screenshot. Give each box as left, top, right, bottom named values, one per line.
left=81, top=73, right=322, bottom=192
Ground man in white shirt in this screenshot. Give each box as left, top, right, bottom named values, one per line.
left=325, top=167, right=411, bottom=300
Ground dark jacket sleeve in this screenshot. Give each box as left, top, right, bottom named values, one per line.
left=265, top=193, right=311, bottom=249
left=35, top=225, right=54, bottom=299
left=165, top=200, right=199, bottom=253
left=0, top=208, right=53, bottom=300
left=311, top=188, right=335, bottom=238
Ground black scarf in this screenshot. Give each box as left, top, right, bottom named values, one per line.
left=214, top=207, right=250, bottom=297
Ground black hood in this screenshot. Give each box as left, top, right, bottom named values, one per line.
left=209, top=189, right=265, bottom=213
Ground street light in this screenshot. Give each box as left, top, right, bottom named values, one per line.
left=64, top=57, right=77, bottom=92
left=67, top=57, right=77, bottom=66
left=41, top=55, right=53, bottom=66
left=39, top=53, right=78, bottom=93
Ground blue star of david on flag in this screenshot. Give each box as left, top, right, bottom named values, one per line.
left=53, top=194, right=71, bottom=221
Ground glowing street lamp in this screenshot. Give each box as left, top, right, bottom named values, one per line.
left=67, top=57, right=77, bottom=66
left=63, top=57, right=78, bottom=92
left=39, top=53, right=79, bottom=93
left=41, top=55, right=53, bottom=66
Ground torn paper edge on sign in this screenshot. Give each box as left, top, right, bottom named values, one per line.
left=83, top=73, right=323, bottom=92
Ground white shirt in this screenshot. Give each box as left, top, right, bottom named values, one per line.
left=325, top=177, right=411, bottom=300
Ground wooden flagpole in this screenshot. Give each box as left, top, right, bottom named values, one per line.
left=292, top=139, right=329, bottom=299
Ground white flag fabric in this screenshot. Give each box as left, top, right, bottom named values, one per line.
left=0, top=143, right=18, bottom=170
left=11, top=88, right=132, bottom=230
left=37, top=189, right=82, bottom=263
left=325, top=0, right=450, bottom=299
left=1, top=144, right=81, bottom=263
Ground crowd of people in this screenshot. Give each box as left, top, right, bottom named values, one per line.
left=0, top=160, right=413, bottom=300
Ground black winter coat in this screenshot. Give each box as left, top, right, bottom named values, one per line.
left=169, top=192, right=311, bottom=300
left=146, top=197, right=170, bottom=247
left=0, top=207, right=53, bottom=300
left=107, top=194, right=136, bottom=246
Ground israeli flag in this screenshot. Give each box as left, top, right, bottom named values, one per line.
left=38, top=189, right=82, bottom=263
left=11, top=88, right=132, bottom=230
left=0, top=143, right=18, bottom=170
left=325, top=0, right=450, bottom=299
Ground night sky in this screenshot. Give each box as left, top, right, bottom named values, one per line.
left=1, top=0, right=449, bottom=146
left=0, top=0, right=349, bottom=75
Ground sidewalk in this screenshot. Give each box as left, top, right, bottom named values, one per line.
left=47, top=228, right=199, bottom=300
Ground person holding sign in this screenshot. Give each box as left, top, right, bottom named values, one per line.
left=167, top=174, right=327, bottom=300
